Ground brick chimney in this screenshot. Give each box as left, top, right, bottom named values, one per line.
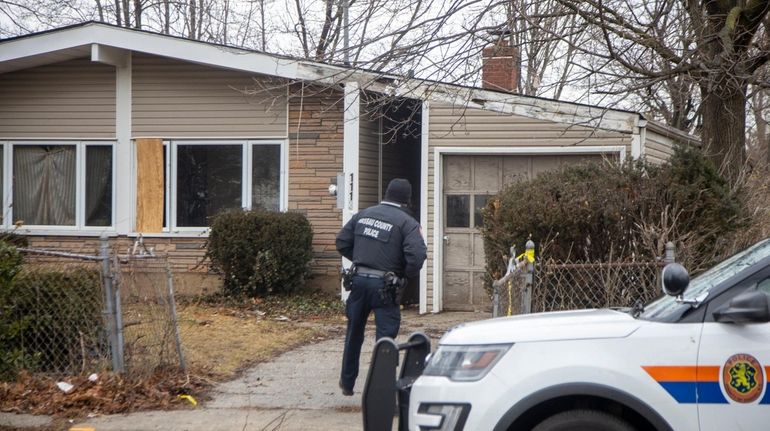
left=481, top=35, right=520, bottom=93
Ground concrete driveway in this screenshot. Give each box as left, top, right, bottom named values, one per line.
left=2, top=310, right=488, bottom=431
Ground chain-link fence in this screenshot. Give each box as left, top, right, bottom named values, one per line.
left=532, top=260, right=663, bottom=312
left=490, top=241, right=674, bottom=317
left=6, top=252, right=110, bottom=376
left=492, top=270, right=529, bottom=317
left=2, top=237, right=185, bottom=379
left=118, top=254, right=185, bottom=377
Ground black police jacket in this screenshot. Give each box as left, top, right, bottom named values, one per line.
left=336, top=201, right=427, bottom=278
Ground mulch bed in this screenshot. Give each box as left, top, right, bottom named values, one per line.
left=0, top=370, right=211, bottom=417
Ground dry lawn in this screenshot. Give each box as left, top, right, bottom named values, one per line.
left=177, top=304, right=327, bottom=378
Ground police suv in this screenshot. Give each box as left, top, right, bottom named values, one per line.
left=408, top=239, right=770, bottom=431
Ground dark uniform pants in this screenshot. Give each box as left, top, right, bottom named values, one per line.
left=339, top=274, right=401, bottom=391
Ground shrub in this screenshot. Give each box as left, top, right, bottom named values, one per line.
left=481, top=146, right=744, bottom=286
left=207, top=210, right=314, bottom=297
left=0, top=232, right=28, bottom=248
left=1, top=266, right=103, bottom=379
left=0, top=241, right=24, bottom=380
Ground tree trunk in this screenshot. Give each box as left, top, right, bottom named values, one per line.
left=259, top=0, right=265, bottom=51
left=95, top=0, right=105, bottom=22
left=188, top=0, right=196, bottom=39
left=133, top=0, right=142, bottom=28
left=121, top=0, right=130, bottom=27
left=700, top=83, right=747, bottom=180
left=163, top=0, right=170, bottom=34
left=114, top=0, right=122, bottom=26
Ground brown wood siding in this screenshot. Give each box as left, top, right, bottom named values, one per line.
left=426, top=104, right=632, bottom=309
left=132, top=55, right=287, bottom=138
left=644, top=129, right=675, bottom=165
left=0, top=58, right=116, bottom=138
left=288, top=86, right=345, bottom=290
left=359, top=104, right=380, bottom=209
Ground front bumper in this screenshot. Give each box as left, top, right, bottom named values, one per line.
left=412, top=403, right=471, bottom=431
left=409, top=374, right=508, bottom=431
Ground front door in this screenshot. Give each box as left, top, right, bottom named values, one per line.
left=441, top=153, right=603, bottom=311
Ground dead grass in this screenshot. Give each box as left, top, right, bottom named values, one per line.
left=177, top=304, right=329, bottom=378
left=0, top=301, right=342, bottom=420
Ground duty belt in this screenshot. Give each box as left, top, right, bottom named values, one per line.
left=355, top=266, right=387, bottom=278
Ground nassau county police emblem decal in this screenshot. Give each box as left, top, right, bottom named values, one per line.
left=722, top=353, right=764, bottom=403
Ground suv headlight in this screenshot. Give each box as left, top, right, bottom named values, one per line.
left=422, top=344, right=511, bottom=381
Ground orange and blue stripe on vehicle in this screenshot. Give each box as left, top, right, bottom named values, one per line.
left=642, top=366, right=727, bottom=404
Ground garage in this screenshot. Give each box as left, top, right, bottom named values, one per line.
left=441, top=153, right=604, bottom=311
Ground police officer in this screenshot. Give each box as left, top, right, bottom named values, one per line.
left=336, top=178, right=427, bottom=396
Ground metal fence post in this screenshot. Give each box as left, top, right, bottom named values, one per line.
left=664, top=241, right=676, bottom=264
left=492, top=246, right=516, bottom=318
left=492, top=281, right=500, bottom=319
left=112, top=254, right=125, bottom=373
left=165, top=260, right=187, bottom=372
left=521, top=239, right=535, bottom=314
left=100, top=234, right=123, bottom=373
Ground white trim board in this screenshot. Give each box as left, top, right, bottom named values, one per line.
left=431, top=145, right=626, bottom=313
left=419, top=101, right=430, bottom=314
left=340, top=82, right=360, bottom=301
left=433, top=145, right=627, bottom=158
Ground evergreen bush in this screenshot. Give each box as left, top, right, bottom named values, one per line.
left=8, top=268, right=103, bottom=375
left=206, top=210, right=314, bottom=297
left=0, top=241, right=24, bottom=380
left=481, top=146, right=744, bottom=288
left=0, top=242, right=102, bottom=379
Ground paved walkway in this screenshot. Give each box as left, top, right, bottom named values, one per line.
left=2, top=310, right=490, bottom=431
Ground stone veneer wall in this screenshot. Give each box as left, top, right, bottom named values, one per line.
left=287, top=86, right=345, bottom=291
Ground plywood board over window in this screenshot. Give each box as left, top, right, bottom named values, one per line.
left=136, top=138, right=164, bottom=233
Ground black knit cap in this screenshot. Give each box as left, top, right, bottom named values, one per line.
left=384, top=178, right=412, bottom=205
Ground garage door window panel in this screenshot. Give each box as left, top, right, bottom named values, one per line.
left=446, top=194, right=470, bottom=228
left=474, top=195, right=491, bottom=228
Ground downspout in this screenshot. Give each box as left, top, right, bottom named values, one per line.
left=631, top=116, right=647, bottom=161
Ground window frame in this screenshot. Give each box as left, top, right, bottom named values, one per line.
left=165, top=139, right=287, bottom=234
left=1, top=140, right=116, bottom=232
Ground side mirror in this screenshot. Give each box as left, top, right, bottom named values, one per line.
left=714, top=290, right=770, bottom=324
left=662, top=263, right=690, bottom=297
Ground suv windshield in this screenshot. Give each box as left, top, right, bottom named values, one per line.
left=640, top=238, right=770, bottom=320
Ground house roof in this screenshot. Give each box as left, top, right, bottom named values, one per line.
left=0, top=21, right=682, bottom=135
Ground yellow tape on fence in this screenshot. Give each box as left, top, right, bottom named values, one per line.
left=517, top=249, right=535, bottom=264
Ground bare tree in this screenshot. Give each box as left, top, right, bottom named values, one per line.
left=553, top=0, right=770, bottom=178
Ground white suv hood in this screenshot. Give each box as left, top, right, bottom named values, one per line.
left=440, top=309, right=641, bottom=345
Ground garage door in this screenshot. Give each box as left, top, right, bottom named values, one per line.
left=441, top=154, right=604, bottom=311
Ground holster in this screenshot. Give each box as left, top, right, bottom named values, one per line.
left=383, top=272, right=406, bottom=305
left=341, top=264, right=356, bottom=291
